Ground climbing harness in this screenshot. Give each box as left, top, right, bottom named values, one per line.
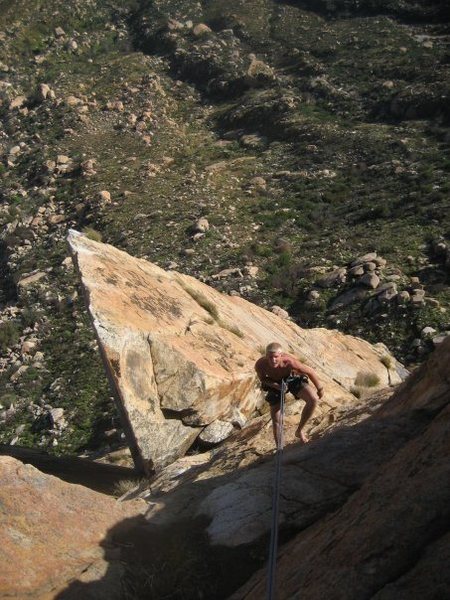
left=266, top=378, right=287, bottom=600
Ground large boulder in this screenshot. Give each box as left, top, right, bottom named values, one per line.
left=0, top=456, right=144, bottom=600
left=68, top=230, right=406, bottom=474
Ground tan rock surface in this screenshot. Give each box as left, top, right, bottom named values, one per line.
left=0, top=456, right=144, bottom=600
left=139, top=394, right=421, bottom=548
left=232, top=338, right=450, bottom=599
left=68, top=230, right=406, bottom=474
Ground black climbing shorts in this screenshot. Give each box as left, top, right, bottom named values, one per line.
left=263, top=375, right=309, bottom=406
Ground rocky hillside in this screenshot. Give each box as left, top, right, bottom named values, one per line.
left=1, top=0, right=449, bottom=457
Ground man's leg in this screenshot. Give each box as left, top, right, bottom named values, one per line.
left=270, top=403, right=282, bottom=448
left=294, top=385, right=318, bottom=444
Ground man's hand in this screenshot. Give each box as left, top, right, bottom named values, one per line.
left=316, top=387, right=324, bottom=399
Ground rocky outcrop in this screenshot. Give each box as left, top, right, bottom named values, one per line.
left=377, top=333, right=450, bottom=416
left=0, top=456, right=144, bottom=600
left=98, top=339, right=448, bottom=598
left=232, top=337, right=450, bottom=599
left=68, top=231, right=406, bottom=474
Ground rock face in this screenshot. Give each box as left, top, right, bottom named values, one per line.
left=68, top=231, right=406, bottom=474
left=144, top=404, right=420, bottom=548
left=103, top=339, right=449, bottom=599
left=0, top=456, right=144, bottom=600
left=232, top=337, right=450, bottom=599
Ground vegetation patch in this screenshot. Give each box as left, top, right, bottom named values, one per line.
left=354, top=372, right=381, bottom=388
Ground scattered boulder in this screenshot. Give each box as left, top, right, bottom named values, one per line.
left=8, top=145, right=21, bottom=156
left=16, top=271, right=46, bottom=290
left=349, top=265, right=364, bottom=277
left=397, top=290, right=410, bottom=304
left=249, top=176, right=266, bottom=190
left=317, top=267, right=347, bottom=289
left=106, top=100, right=124, bottom=112
left=66, top=39, right=78, bottom=52
left=9, top=95, right=26, bottom=110
left=65, top=95, right=83, bottom=107
left=10, top=365, right=28, bottom=382
left=359, top=272, right=380, bottom=289
left=246, top=54, right=275, bottom=86
left=350, top=252, right=378, bottom=267
left=81, top=159, right=97, bottom=177
left=308, top=290, right=320, bottom=301
left=193, top=217, right=209, bottom=234
left=192, top=23, right=212, bottom=37
left=212, top=267, right=243, bottom=280
left=363, top=261, right=377, bottom=272
left=98, top=190, right=112, bottom=204
left=421, top=326, right=437, bottom=338
left=37, top=83, right=54, bottom=102
left=49, top=407, right=67, bottom=430
left=21, top=340, right=37, bottom=355
left=411, top=289, right=426, bottom=305
left=199, top=420, right=235, bottom=445
left=270, top=305, right=289, bottom=319
left=244, top=265, right=259, bottom=278
left=167, top=18, right=184, bottom=31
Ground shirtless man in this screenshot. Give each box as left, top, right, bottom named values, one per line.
left=255, top=342, right=324, bottom=446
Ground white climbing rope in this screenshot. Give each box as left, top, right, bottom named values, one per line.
left=266, top=378, right=287, bottom=600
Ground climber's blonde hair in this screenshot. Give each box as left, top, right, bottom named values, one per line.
left=265, top=342, right=282, bottom=355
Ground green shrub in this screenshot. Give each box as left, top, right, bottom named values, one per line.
left=354, top=372, right=380, bottom=388
left=183, top=286, right=220, bottom=320
left=0, top=392, right=18, bottom=408
left=82, top=227, right=103, bottom=242
left=251, top=243, right=272, bottom=258
left=380, top=355, right=393, bottom=369
left=21, top=307, right=40, bottom=328
left=0, top=322, right=20, bottom=353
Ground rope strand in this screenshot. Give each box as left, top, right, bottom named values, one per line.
left=266, top=379, right=286, bottom=600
